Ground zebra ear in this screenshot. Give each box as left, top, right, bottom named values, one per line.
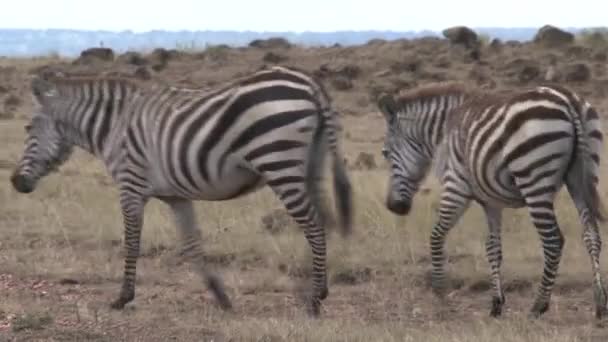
left=31, top=76, right=59, bottom=105
left=377, top=93, right=398, bottom=123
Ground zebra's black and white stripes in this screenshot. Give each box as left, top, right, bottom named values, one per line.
left=10, top=65, right=353, bottom=316
left=377, top=82, right=607, bottom=319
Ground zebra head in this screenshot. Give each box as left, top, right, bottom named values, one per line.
left=11, top=76, right=73, bottom=194
left=378, top=93, right=432, bottom=216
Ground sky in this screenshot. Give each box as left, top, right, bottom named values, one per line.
left=2, top=0, right=606, bottom=32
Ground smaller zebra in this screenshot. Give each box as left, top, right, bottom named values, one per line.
left=377, top=81, right=607, bottom=319
left=10, top=65, right=353, bottom=317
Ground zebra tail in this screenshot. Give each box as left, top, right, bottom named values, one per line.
left=305, top=111, right=353, bottom=238
left=571, top=105, right=608, bottom=224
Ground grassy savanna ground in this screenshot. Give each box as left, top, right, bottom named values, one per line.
left=3, top=101, right=608, bottom=341
left=3, top=32, right=608, bottom=339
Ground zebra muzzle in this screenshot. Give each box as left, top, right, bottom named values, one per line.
left=10, top=173, right=35, bottom=194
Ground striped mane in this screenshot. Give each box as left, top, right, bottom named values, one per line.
left=393, top=81, right=474, bottom=115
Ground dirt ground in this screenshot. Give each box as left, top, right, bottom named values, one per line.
left=3, top=27, right=608, bottom=341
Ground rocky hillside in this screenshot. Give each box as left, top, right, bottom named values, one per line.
left=1, top=25, right=608, bottom=121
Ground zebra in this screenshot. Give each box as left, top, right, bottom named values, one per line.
left=10, top=65, right=353, bottom=317
left=376, top=81, right=607, bottom=319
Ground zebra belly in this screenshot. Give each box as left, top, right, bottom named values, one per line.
left=149, top=164, right=264, bottom=201
left=188, top=167, right=264, bottom=201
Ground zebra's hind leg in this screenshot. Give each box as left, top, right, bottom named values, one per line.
left=566, top=181, right=608, bottom=319
left=482, top=205, right=505, bottom=317
left=267, top=182, right=328, bottom=317
left=110, top=190, right=148, bottom=310
left=524, top=200, right=564, bottom=319
left=161, top=197, right=232, bottom=311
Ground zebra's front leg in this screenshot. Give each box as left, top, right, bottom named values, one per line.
left=430, top=189, right=471, bottom=298
left=482, top=205, right=505, bottom=317
left=161, top=197, right=232, bottom=311
left=110, top=190, right=148, bottom=310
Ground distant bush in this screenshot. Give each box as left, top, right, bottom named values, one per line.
left=478, top=33, right=492, bottom=46
left=576, top=27, right=608, bottom=48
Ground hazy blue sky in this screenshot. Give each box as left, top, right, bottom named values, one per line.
left=3, top=0, right=606, bottom=32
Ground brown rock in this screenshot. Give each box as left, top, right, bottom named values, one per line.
left=118, top=51, right=148, bottom=66
left=133, top=67, right=152, bottom=81
left=262, top=51, right=288, bottom=64
left=534, top=25, right=574, bottom=47
left=353, top=152, right=377, bottom=170
left=331, top=75, right=353, bottom=91
left=564, top=63, right=591, bottom=82
left=77, top=47, right=115, bottom=62
left=442, top=26, right=479, bottom=49
left=248, top=37, right=291, bottom=49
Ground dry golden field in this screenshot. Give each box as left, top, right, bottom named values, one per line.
left=3, top=27, right=608, bottom=341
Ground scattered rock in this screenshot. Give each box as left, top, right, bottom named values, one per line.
left=314, top=63, right=361, bottom=80
left=593, top=50, right=607, bottom=62
left=353, top=152, right=377, bottom=170
left=502, top=58, right=541, bottom=83
left=148, top=48, right=173, bottom=71
left=262, top=51, right=288, bottom=64
left=332, top=267, right=373, bottom=285
left=58, top=278, right=80, bottom=285
left=133, top=66, right=152, bottom=80
left=248, top=37, right=291, bottom=49
left=489, top=38, right=503, bottom=50
left=74, top=47, right=115, bottom=64
left=118, top=51, right=148, bottom=66
left=4, top=94, right=21, bottom=110
left=202, top=253, right=236, bottom=266
left=565, top=45, right=592, bottom=60
left=534, top=25, right=574, bottom=47
left=518, top=65, right=541, bottom=83
left=331, top=75, right=353, bottom=91
left=564, top=63, right=591, bottom=82
left=442, top=26, right=479, bottom=49
left=261, top=209, right=293, bottom=234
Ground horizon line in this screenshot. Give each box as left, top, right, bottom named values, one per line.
left=1, top=25, right=607, bottom=34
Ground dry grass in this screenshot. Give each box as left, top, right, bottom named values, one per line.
left=3, top=44, right=608, bottom=340
left=3, top=110, right=608, bottom=341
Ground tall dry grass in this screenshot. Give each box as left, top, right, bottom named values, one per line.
left=3, top=113, right=608, bottom=341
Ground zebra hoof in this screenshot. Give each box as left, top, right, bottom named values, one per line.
left=110, top=294, right=133, bottom=310
left=206, top=275, right=233, bottom=311
left=319, top=286, right=329, bottom=301
left=593, top=285, right=608, bottom=320
left=489, top=295, right=505, bottom=318
left=306, top=300, right=321, bottom=318
left=528, top=300, right=549, bottom=319
left=431, top=281, right=447, bottom=299
left=306, top=293, right=322, bottom=318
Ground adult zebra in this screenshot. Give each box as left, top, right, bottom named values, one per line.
left=377, top=81, right=607, bottom=319
left=10, top=65, right=353, bottom=317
